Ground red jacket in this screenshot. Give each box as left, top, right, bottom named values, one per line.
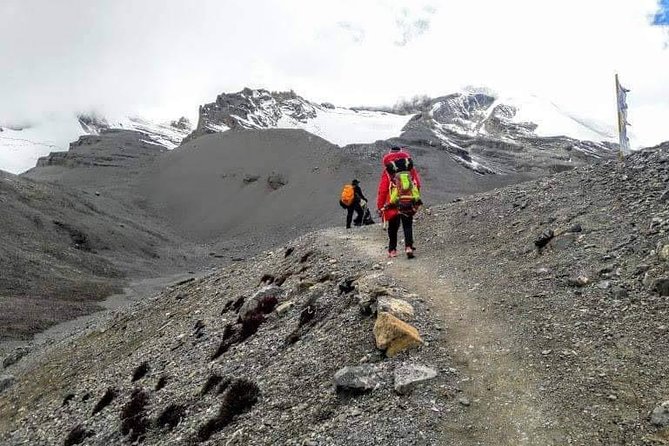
left=376, top=150, right=421, bottom=220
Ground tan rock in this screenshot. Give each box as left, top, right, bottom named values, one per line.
left=275, top=301, right=294, bottom=315
left=660, top=244, right=669, bottom=261
left=373, top=312, right=423, bottom=357
left=376, top=297, right=415, bottom=321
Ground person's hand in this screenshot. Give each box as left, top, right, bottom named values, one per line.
left=360, top=199, right=367, bottom=207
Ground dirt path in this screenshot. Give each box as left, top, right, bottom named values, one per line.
left=328, top=227, right=565, bottom=445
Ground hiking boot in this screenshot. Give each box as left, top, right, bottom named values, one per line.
left=405, top=246, right=415, bottom=259
left=388, top=250, right=398, bottom=258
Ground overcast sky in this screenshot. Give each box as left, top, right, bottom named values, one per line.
left=1, top=0, right=668, bottom=146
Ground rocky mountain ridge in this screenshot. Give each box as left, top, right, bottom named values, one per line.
left=186, top=88, right=619, bottom=176
left=77, top=114, right=193, bottom=150
left=3, top=87, right=620, bottom=176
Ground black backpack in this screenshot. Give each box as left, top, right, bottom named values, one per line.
left=385, top=157, right=414, bottom=175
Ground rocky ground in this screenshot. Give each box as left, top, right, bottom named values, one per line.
left=0, top=230, right=455, bottom=445
left=3, top=144, right=669, bottom=445
left=413, top=143, right=669, bottom=444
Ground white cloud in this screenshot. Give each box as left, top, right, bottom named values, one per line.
left=0, top=0, right=668, bottom=147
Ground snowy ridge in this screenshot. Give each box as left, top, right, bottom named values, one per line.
left=0, top=115, right=192, bottom=174
left=188, top=88, right=412, bottom=146
left=78, top=114, right=192, bottom=150
left=425, top=92, right=616, bottom=143
left=107, top=116, right=192, bottom=149
left=1, top=87, right=620, bottom=175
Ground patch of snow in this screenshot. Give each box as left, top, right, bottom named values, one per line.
left=450, top=153, right=496, bottom=175
left=494, top=94, right=616, bottom=142
left=205, top=123, right=230, bottom=133
left=275, top=107, right=412, bottom=146
left=0, top=113, right=191, bottom=174
left=139, top=139, right=165, bottom=147
left=108, top=116, right=190, bottom=149
left=0, top=117, right=86, bottom=174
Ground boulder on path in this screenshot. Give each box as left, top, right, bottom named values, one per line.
left=394, top=364, right=438, bottom=395
left=651, top=401, right=669, bottom=427
left=334, top=365, right=382, bottom=393
left=373, top=312, right=423, bottom=357
left=376, top=297, right=415, bottom=321
left=0, top=374, right=15, bottom=393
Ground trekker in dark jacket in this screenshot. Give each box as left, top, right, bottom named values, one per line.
left=340, top=179, right=367, bottom=229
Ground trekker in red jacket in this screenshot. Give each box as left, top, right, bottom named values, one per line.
left=376, top=145, right=422, bottom=258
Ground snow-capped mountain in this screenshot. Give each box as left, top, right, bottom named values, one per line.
left=1, top=87, right=620, bottom=175
left=0, top=115, right=192, bottom=174
left=189, top=88, right=617, bottom=147
left=413, top=91, right=616, bottom=143
left=187, top=88, right=618, bottom=175
left=185, top=88, right=412, bottom=146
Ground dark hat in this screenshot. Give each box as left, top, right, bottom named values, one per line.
left=352, top=179, right=359, bottom=185
left=390, top=145, right=402, bottom=152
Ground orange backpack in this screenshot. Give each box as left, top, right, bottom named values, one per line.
left=340, top=184, right=355, bottom=206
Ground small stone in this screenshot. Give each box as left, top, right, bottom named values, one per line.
left=597, top=281, right=611, bottom=290
left=375, top=297, right=415, bottom=321
left=333, top=365, right=381, bottom=393
left=2, top=347, right=29, bottom=369
left=298, top=280, right=316, bottom=292
left=394, top=364, right=438, bottom=394
left=0, top=375, right=15, bottom=393
left=373, top=312, right=423, bottom=357
left=534, top=229, right=555, bottom=249
left=653, top=278, right=669, bottom=296
left=357, top=294, right=377, bottom=316
left=598, top=265, right=615, bottom=276
left=567, top=276, right=590, bottom=287
left=660, top=245, right=669, bottom=261
left=568, top=223, right=583, bottom=233
left=541, top=349, right=552, bottom=356
left=459, top=397, right=471, bottom=406
left=651, top=401, right=669, bottom=427
left=275, top=301, right=294, bottom=315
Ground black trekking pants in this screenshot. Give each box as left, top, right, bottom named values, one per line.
left=387, top=213, right=414, bottom=251
left=346, top=202, right=364, bottom=228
